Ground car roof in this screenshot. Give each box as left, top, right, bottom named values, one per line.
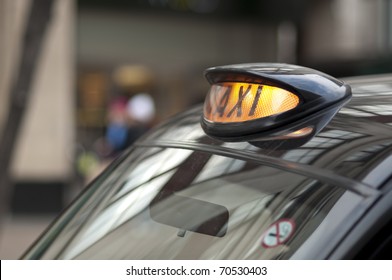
left=136, top=74, right=392, bottom=195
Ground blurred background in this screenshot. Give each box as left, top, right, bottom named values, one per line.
left=1, top=0, right=392, bottom=259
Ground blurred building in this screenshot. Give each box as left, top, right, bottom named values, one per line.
left=77, top=0, right=392, bottom=117
left=0, top=0, right=75, bottom=213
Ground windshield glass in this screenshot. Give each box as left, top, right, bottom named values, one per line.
left=24, top=146, right=365, bottom=259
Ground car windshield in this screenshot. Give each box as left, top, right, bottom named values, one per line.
left=24, top=143, right=367, bottom=260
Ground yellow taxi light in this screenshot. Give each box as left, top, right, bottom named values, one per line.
left=201, top=63, right=352, bottom=141
left=204, top=82, right=299, bottom=123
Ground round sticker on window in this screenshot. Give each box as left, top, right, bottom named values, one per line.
left=261, top=219, right=295, bottom=248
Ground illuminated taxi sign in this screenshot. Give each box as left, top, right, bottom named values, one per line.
left=201, top=63, right=352, bottom=141
left=204, top=82, right=300, bottom=123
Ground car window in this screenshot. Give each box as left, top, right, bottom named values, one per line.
left=24, top=145, right=367, bottom=259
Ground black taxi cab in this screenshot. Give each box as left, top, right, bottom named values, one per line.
left=23, top=63, right=392, bottom=259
